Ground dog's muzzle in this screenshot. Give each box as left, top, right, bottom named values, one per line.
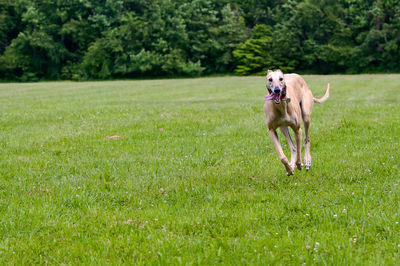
left=265, top=85, right=288, bottom=104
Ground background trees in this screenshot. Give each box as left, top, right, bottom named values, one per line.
left=0, top=0, right=399, bottom=80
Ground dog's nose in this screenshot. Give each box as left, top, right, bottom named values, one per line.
left=274, top=88, right=280, bottom=94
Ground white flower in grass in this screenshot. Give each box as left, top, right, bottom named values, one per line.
left=333, top=214, right=338, bottom=219
left=315, top=242, right=320, bottom=247
left=343, top=209, right=347, bottom=214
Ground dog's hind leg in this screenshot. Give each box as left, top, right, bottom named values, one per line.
left=268, top=129, right=294, bottom=176
left=303, top=118, right=311, bottom=170
left=301, top=96, right=313, bottom=170
left=280, top=126, right=297, bottom=171
left=293, top=127, right=303, bottom=170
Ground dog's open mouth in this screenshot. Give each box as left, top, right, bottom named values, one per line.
left=273, top=93, right=281, bottom=104
left=265, top=92, right=283, bottom=104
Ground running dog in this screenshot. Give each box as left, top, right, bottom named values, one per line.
left=264, top=69, right=330, bottom=175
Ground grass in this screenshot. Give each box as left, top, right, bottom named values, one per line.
left=0, top=75, right=399, bottom=264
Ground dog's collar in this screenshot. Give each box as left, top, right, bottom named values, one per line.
left=281, top=84, right=287, bottom=98
left=281, top=85, right=290, bottom=102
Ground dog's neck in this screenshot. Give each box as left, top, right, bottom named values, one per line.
left=274, top=92, right=291, bottom=114
left=275, top=100, right=288, bottom=112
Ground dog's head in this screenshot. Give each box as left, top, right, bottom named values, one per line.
left=266, top=69, right=286, bottom=104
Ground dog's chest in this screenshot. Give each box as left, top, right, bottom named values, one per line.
left=274, top=114, right=294, bottom=126
left=270, top=108, right=299, bottom=127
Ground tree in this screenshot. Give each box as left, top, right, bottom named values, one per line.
left=0, top=0, right=400, bottom=80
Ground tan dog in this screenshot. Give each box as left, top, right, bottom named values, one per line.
left=263, top=69, right=330, bottom=175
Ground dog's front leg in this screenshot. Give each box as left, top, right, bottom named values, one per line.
left=280, top=126, right=296, bottom=170
left=268, top=129, right=294, bottom=176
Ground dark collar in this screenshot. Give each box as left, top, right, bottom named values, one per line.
left=281, top=84, right=287, bottom=98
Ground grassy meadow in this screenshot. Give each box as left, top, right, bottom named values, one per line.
left=0, top=75, right=399, bottom=264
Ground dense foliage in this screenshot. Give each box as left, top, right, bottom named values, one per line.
left=0, top=0, right=399, bottom=80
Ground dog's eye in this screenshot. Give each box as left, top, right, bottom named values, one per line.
left=268, top=78, right=273, bottom=82
left=279, top=77, right=283, bottom=81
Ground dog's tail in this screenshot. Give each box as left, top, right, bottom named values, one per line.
left=313, top=83, right=330, bottom=104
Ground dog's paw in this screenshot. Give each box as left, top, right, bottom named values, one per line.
left=296, top=162, right=303, bottom=170
left=304, top=157, right=311, bottom=171
left=286, top=166, right=294, bottom=176
left=305, top=162, right=311, bottom=171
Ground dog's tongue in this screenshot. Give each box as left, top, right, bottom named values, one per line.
left=265, top=93, right=281, bottom=102
left=264, top=93, right=275, bottom=101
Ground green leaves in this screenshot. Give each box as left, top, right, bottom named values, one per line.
left=233, top=0, right=400, bottom=75
left=0, top=0, right=400, bottom=80
left=233, top=24, right=295, bottom=75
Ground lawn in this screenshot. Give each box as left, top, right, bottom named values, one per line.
left=0, top=75, right=399, bottom=264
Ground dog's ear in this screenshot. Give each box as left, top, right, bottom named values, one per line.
left=267, top=69, right=273, bottom=74
left=276, top=69, right=282, bottom=73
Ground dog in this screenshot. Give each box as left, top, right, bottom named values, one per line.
left=263, top=69, right=330, bottom=175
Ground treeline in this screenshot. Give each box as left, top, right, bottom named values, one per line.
left=0, top=0, right=399, bottom=81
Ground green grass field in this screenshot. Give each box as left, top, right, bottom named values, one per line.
left=0, top=75, right=399, bottom=264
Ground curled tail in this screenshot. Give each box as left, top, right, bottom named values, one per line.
left=313, top=83, right=330, bottom=103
